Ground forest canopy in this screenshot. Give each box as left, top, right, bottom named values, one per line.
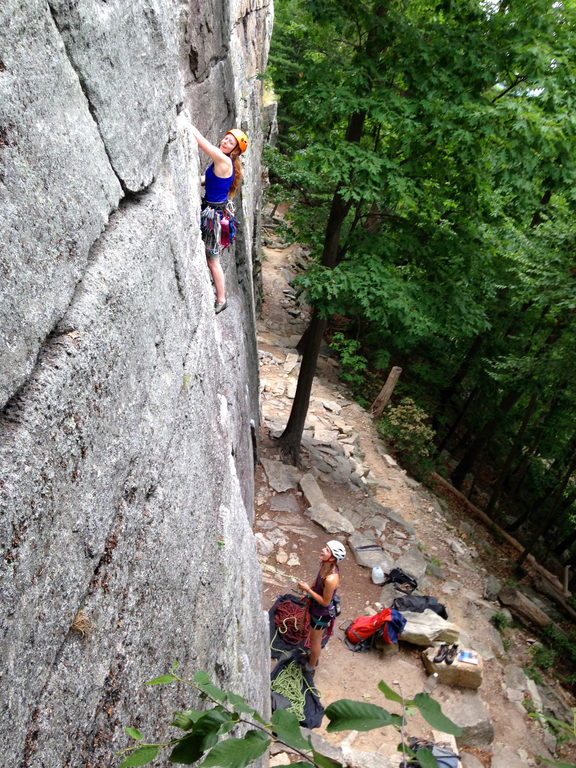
left=265, top=0, right=576, bottom=579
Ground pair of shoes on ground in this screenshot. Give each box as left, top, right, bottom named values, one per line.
left=433, top=642, right=458, bottom=665
left=214, top=299, right=227, bottom=314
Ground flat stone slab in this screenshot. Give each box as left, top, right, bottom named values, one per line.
left=491, top=744, right=531, bottom=768
left=422, top=647, right=483, bottom=689
left=400, top=610, right=460, bottom=646
left=349, top=532, right=394, bottom=570
left=394, top=545, right=428, bottom=581
left=269, top=493, right=302, bottom=514
left=299, top=472, right=326, bottom=508
left=261, top=458, right=301, bottom=492
left=440, top=689, right=494, bottom=748
left=305, top=502, right=355, bottom=535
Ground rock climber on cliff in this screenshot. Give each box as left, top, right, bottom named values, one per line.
left=297, top=540, right=346, bottom=674
left=191, top=124, right=248, bottom=314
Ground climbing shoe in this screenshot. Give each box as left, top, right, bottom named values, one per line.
left=444, top=643, right=459, bottom=665
left=214, top=300, right=227, bottom=314
left=433, top=643, right=449, bottom=663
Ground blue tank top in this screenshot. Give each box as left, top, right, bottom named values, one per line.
left=205, top=162, right=234, bottom=203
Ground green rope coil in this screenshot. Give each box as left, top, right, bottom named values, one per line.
left=271, top=662, right=310, bottom=722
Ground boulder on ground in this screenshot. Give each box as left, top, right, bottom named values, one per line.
left=400, top=609, right=460, bottom=646
left=261, top=458, right=301, bottom=492
left=304, top=502, right=354, bottom=534
left=440, top=690, right=494, bottom=748
left=299, top=471, right=326, bottom=508
left=349, top=532, right=394, bottom=570
left=422, top=647, right=483, bottom=689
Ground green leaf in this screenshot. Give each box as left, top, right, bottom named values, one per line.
left=414, top=749, right=443, bottom=768
left=119, top=745, right=160, bottom=767
left=289, top=763, right=316, bottom=768
left=226, top=691, right=259, bottom=715
left=124, top=727, right=143, bottom=741
left=413, top=693, right=462, bottom=736
left=377, top=681, right=404, bottom=704
left=325, top=699, right=402, bottom=732
left=193, top=671, right=228, bottom=703
left=312, top=750, right=344, bottom=768
left=201, top=730, right=270, bottom=768
left=145, top=673, right=177, bottom=686
left=169, top=709, right=235, bottom=765
left=170, top=713, right=196, bottom=731
left=272, top=708, right=312, bottom=751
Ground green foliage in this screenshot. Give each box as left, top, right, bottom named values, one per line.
left=530, top=643, right=557, bottom=671
left=490, top=613, right=510, bottom=633
left=524, top=666, right=544, bottom=686
left=377, top=398, right=436, bottom=473
left=328, top=332, right=368, bottom=396
left=119, top=670, right=461, bottom=768
left=268, top=0, right=576, bottom=543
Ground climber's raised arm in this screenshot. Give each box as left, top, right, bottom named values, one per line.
left=191, top=125, right=233, bottom=178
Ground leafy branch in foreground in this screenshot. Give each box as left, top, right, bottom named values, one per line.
left=118, top=667, right=463, bottom=768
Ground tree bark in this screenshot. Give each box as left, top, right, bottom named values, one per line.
left=371, top=366, right=402, bottom=417
left=517, top=441, right=576, bottom=567
left=485, top=394, right=537, bottom=520
left=450, top=389, right=521, bottom=490
left=277, top=112, right=366, bottom=463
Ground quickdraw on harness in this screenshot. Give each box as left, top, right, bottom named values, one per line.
left=201, top=200, right=238, bottom=253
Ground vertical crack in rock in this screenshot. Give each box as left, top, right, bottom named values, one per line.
left=45, top=1, right=129, bottom=196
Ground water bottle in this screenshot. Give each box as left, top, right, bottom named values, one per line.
left=423, top=672, right=439, bottom=694
left=372, top=564, right=385, bottom=585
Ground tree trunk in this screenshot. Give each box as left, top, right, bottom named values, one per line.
left=435, top=387, right=479, bottom=457
left=277, top=110, right=367, bottom=463
left=485, top=394, right=537, bottom=519
left=277, top=311, right=327, bottom=464
left=371, top=366, right=402, bottom=417
left=450, top=389, right=521, bottom=490
left=517, top=442, right=576, bottom=567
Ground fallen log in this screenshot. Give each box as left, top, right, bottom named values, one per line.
left=498, top=586, right=556, bottom=630
left=430, top=473, right=576, bottom=624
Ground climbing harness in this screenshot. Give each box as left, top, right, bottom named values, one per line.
left=201, top=200, right=238, bottom=255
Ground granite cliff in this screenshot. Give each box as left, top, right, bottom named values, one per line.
left=0, top=0, right=273, bottom=764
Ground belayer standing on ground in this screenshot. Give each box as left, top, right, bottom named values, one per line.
left=191, top=125, right=248, bottom=314
left=297, top=540, right=346, bottom=674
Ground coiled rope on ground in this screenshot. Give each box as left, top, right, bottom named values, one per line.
left=273, top=598, right=309, bottom=645
left=270, top=661, right=318, bottom=723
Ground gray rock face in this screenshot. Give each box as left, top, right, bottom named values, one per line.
left=440, top=690, right=495, bottom=748
left=0, top=0, right=273, bottom=765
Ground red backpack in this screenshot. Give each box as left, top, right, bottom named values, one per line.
left=345, top=608, right=406, bottom=651
left=345, top=608, right=392, bottom=645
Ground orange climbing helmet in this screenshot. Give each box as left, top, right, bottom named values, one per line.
left=226, top=128, right=249, bottom=154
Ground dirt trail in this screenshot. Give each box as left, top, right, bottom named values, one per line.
left=254, top=219, right=564, bottom=767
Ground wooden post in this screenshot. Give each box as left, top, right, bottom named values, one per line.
left=564, top=565, right=571, bottom=596
left=371, top=366, right=402, bottom=418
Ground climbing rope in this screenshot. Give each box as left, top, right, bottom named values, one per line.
left=270, top=661, right=319, bottom=722
left=274, top=598, right=309, bottom=645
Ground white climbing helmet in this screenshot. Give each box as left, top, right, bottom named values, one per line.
left=327, top=540, right=346, bottom=561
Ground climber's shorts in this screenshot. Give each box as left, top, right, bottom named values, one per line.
left=201, top=199, right=228, bottom=259
left=310, top=615, right=331, bottom=630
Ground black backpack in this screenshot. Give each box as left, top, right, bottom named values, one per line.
left=383, top=567, right=418, bottom=594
